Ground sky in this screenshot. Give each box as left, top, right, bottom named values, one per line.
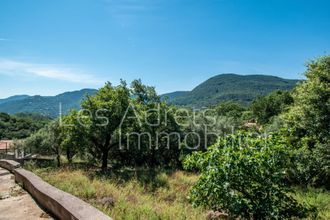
left=0, top=0, right=329, bottom=98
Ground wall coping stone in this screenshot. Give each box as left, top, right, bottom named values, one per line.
left=0, top=159, right=112, bottom=220
left=0, top=159, right=20, bottom=172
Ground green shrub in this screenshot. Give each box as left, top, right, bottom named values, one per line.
left=184, top=132, right=308, bottom=219
left=282, top=55, right=330, bottom=187
left=293, top=187, right=330, bottom=219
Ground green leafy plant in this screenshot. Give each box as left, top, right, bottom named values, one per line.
left=282, top=55, right=330, bottom=187
left=184, top=132, right=308, bottom=219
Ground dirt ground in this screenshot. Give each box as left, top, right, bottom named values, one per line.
left=0, top=167, right=53, bottom=220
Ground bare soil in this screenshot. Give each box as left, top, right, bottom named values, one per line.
left=0, top=167, right=53, bottom=220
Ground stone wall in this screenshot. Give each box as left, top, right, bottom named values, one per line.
left=0, top=159, right=20, bottom=172
left=0, top=159, right=112, bottom=220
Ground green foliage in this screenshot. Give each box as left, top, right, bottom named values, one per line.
left=283, top=55, right=330, bottom=187
left=293, top=187, right=330, bottom=219
left=184, top=133, right=308, bottom=219
left=215, top=101, right=245, bottom=119
left=0, top=112, right=51, bottom=139
left=23, top=120, right=64, bottom=166
left=162, top=74, right=298, bottom=107
left=24, top=128, right=49, bottom=154
left=284, top=56, right=330, bottom=142
left=113, top=79, right=182, bottom=168
left=27, top=164, right=204, bottom=220
left=60, top=110, right=89, bottom=163
left=177, top=107, right=242, bottom=154
left=250, top=90, right=293, bottom=124
left=80, top=81, right=130, bottom=170
left=286, top=138, right=329, bottom=188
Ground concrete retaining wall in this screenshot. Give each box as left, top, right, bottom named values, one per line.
left=0, top=159, right=111, bottom=220
left=0, top=159, right=20, bottom=172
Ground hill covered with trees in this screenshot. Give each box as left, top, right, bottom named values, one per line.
left=0, top=74, right=298, bottom=117
left=0, top=112, right=51, bottom=139
left=0, top=89, right=97, bottom=117
left=17, top=56, right=330, bottom=219
left=161, top=74, right=299, bottom=107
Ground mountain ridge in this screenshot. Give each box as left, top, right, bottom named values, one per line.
left=0, top=89, right=97, bottom=117
left=0, top=95, right=31, bottom=105
left=161, top=73, right=299, bottom=107
left=0, top=74, right=300, bottom=116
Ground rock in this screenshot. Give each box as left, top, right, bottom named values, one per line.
left=206, top=210, right=229, bottom=220
left=0, top=193, right=10, bottom=200
left=125, top=194, right=137, bottom=203
left=40, top=212, right=51, bottom=218
left=98, top=196, right=116, bottom=208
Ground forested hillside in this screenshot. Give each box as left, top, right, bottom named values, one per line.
left=0, top=112, right=51, bottom=139
left=0, top=75, right=298, bottom=117
left=162, top=74, right=299, bottom=107
left=17, top=56, right=330, bottom=219
left=0, top=89, right=97, bottom=117
left=0, top=95, right=30, bottom=105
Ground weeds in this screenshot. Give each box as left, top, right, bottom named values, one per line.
left=292, top=187, right=330, bottom=219
left=26, top=163, right=330, bottom=219
left=28, top=164, right=204, bottom=220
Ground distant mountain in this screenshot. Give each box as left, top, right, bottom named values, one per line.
left=161, top=74, right=299, bottom=107
left=0, top=89, right=97, bottom=117
left=0, top=95, right=30, bottom=105
left=0, top=74, right=299, bottom=116
left=160, top=91, right=189, bottom=101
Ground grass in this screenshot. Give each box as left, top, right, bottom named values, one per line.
left=24, top=161, right=330, bottom=220
left=292, top=187, right=330, bottom=220
left=26, top=162, right=205, bottom=220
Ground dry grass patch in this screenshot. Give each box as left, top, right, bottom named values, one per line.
left=27, top=163, right=329, bottom=219
left=29, top=164, right=205, bottom=220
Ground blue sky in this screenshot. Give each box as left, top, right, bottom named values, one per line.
left=0, top=0, right=329, bottom=98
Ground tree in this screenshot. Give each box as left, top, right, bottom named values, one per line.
left=24, top=129, right=48, bottom=155
left=81, top=81, right=130, bottom=170
left=44, top=120, right=63, bottom=166
left=250, top=90, right=293, bottom=124
left=24, top=120, right=63, bottom=166
left=283, top=55, right=330, bottom=187
left=115, top=79, right=182, bottom=167
left=60, top=110, right=89, bottom=163
left=184, top=133, right=308, bottom=219
left=0, top=112, right=50, bottom=139
left=215, top=101, right=245, bottom=119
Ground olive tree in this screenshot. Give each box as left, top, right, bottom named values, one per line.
left=80, top=81, right=130, bottom=170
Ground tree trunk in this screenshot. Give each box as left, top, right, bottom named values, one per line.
left=56, top=154, right=61, bottom=167
left=66, top=148, right=72, bottom=163
left=101, top=149, right=109, bottom=171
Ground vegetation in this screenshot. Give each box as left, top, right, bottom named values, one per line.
left=0, top=74, right=298, bottom=116
left=0, top=89, right=97, bottom=117
left=0, top=95, right=29, bottom=105
left=292, top=187, right=330, bottom=219
left=214, top=101, right=246, bottom=119
left=250, top=90, right=293, bottom=124
left=79, top=81, right=130, bottom=170
left=0, top=112, right=51, bottom=139
left=282, top=56, right=330, bottom=187
left=14, top=56, right=329, bottom=219
left=26, top=163, right=205, bottom=220
left=25, top=161, right=329, bottom=220
left=184, top=133, right=308, bottom=219
left=162, top=74, right=299, bottom=107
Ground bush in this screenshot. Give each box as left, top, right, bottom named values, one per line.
left=282, top=55, right=330, bottom=187
left=184, top=132, right=308, bottom=219
left=250, top=90, right=293, bottom=124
